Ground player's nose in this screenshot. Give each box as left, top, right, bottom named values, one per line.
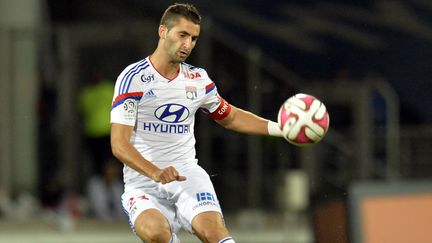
left=183, top=37, right=193, bottom=49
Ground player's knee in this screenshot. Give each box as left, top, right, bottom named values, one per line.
left=135, top=219, right=171, bottom=243
left=136, top=224, right=171, bottom=243
left=206, top=226, right=229, bottom=242
left=194, top=216, right=229, bottom=243
left=203, top=225, right=230, bottom=243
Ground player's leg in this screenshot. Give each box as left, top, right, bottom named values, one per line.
left=192, top=211, right=235, bottom=243
left=122, top=188, right=179, bottom=243
left=168, top=163, right=236, bottom=243
left=134, top=209, right=172, bottom=242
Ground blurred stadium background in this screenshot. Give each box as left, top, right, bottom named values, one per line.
left=1, top=0, right=432, bottom=242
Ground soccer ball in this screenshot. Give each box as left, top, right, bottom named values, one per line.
left=278, top=93, right=330, bottom=146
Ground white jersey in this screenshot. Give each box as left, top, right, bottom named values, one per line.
left=111, top=57, right=231, bottom=188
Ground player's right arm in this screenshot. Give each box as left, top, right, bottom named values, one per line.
left=111, top=123, right=186, bottom=184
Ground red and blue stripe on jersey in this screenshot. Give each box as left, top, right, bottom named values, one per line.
left=205, top=82, right=216, bottom=94
left=111, top=92, right=143, bottom=109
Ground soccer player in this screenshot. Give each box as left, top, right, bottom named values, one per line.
left=110, top=3, right=283, bottom=243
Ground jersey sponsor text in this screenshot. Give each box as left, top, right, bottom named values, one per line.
left=143, top=122, right=191, bottom=134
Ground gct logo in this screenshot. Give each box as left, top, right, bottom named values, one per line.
left=154, top=104, right=190, bottom=123
left=141, top=74, right=154, bottom=83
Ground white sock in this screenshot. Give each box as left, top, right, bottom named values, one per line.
left=169, top=233, right=180, bottom=243
left=218, top=236, right=235, bottom=243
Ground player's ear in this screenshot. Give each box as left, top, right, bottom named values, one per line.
left=159, top=25, right=168, bottom=39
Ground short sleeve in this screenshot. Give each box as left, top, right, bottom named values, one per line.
left=200, top=73, right=231, bottom=120
left=110, top=62, right=145, bottom=126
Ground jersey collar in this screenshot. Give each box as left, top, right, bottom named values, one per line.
left=147, top=56, right=181, bottom=83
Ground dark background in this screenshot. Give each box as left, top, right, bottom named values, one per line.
left=47, top=0, right=432, bottom=124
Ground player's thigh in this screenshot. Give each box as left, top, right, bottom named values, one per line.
left=122, top=188, right=178, bottom=236
left=171, top=164, right=223, bottom=232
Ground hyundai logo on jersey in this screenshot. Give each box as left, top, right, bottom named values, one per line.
left=143, top=122, right=190, bottom=134
left=154, top=104, right=190, bottom=123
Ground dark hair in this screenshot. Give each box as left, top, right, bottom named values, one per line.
left=160, top=3, right=201, bottom=29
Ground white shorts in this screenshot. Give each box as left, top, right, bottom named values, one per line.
left=121, top=162, right=222, bottom=234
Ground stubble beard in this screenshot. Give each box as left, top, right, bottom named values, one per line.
left=170, top=51, right=188, bottom=64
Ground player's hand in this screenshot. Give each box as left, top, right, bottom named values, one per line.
left=151, top=166, right=187, bottom=184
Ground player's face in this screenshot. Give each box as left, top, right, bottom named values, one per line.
left=162, top=17, right=200, bottom=63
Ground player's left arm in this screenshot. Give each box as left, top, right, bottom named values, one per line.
left=215, top=105, right=283, bottom=137
left=200, top=75, right=282, bottom=137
